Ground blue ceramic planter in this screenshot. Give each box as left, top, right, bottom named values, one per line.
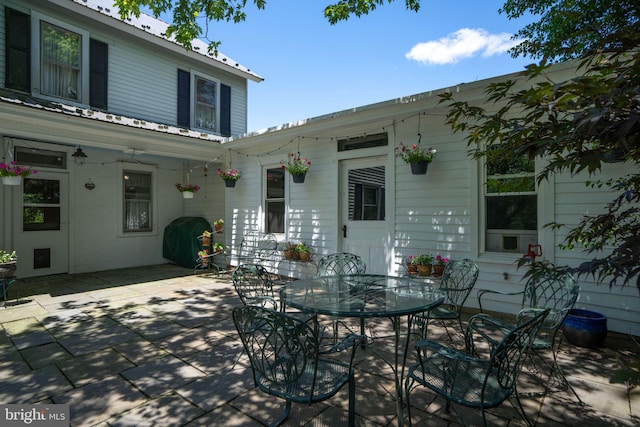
left=562, top=309, right=607, bottom=348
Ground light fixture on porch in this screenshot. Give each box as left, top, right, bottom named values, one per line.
left=72, top=147, right=87, bottom=165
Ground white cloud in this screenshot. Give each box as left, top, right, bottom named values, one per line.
left=405, top=28, right=520, bottom=65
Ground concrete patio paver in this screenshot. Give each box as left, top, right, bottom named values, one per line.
left=0, top=263, right=638, bottom=426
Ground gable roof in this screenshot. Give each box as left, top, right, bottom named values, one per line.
left=56, top=0, right=263, bottom=82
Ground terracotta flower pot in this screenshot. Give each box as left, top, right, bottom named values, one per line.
left=433, top=264, right=445, bottom=277
left=417, top=265, right=432, bottom=276
left=214, top=224, right=223, bottom=232
left=407, top=264, right=418, bottom=275
left=299, top=252, right=311, bottom=262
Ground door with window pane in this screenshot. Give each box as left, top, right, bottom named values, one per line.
left=339, top=157, right=388, bottom=274
left=12, top=171, right=69, bottom=278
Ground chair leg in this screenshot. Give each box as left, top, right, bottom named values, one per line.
left=550, top=344, right=584, bottom=403
left=269, top=400, right=292, bottom=427
left=348, top=371, right=356, bottom=427
left=512, top=382, right=536, bottom=427
left=405, top=377, right=414, bottom=427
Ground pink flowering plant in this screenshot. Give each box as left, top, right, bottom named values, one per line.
left=217, top=168, right=241, bottom=181
left=396, top=143, right=437, bottom=164
left=175, top=183, right=201, bottom=193
left=281, top=152, right=311, bottom=175
left=435, top=255, right=449, bottom=266
left=0, top=161, right=38, bottom=177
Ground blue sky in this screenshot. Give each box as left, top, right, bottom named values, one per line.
left=187, top=1, right=537, bottom=131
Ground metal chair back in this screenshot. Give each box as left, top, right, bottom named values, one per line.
left=316, top=252, right=366, bottom=276
left=406, top=309, right=549, bottom=427
left=236, top=231, right=277, bottom=264
left=233, top=305, right=357, bottom=426
left=232, top=264, right=278, bottom=310
left=440, top=258, right=480, bottom=313
left=415, top=259, right=479, bottom=340
left=520, top=272, right=580, bottom=339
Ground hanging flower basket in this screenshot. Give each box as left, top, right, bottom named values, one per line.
left=176, top=183, right=200, bottom=198
left=281, top=152, right=310, bottom=183
left=2, top=176, right=22, bottom=186
left=410, top=161, right=429, bottom=175
left=218, top=168, right=241, bottom=187
left=396, top=143, right=436, bottom=175
left=292, top=173, right=306, bottom=183
left=1, top=161, right=38, bottom=185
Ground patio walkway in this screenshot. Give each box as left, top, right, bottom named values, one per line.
left=0, top=264, right=638, bottom=426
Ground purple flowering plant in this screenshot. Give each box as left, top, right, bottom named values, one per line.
left=0, top=161, right=38, bottom=177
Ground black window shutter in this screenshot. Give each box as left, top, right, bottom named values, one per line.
left=220, top=83, right=231, bottom=137
left=5, top=7, right=30, bottom=92
left=177, top=69, right=190, bottom=128
left=89, top=39, right=108, bottom=109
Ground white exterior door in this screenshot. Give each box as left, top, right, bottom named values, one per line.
left=339, top=157, right=388, bottom=274
left=12, top=171, right=69, bottom=278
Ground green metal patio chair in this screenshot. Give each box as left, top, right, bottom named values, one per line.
left=405, top=308, right=549, bottom=427
left=233, top=263, right=315, bottom=324
left=414, top=259, right=479, bottom=341
left=476, top=271, right=581, bottom=402
left=316, top=252, right=367, bottom=340
left=232, top=305, right=362, bottom=427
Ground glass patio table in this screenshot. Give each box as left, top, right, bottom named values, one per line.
left=281, top=274, right=444, bottom=426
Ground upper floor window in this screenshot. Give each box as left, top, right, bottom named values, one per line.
left=484, top=151, right=538, bottom=253
left=40, top=21, right=81, bottom=101
left=194, top=75, right=217, bottom=130
left=177, top=69, right=231, bottom=136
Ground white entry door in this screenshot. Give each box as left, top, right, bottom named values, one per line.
left=339, top=157, right=389, bottom=274
left=12, top=171, right=69, bottom=278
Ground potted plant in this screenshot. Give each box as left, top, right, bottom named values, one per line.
left=213, top=218, right=224, bottom=232
left=175, top=183, right=200, bottom=199
left=395, top=143, right=437, bottom=175
left=0, top=161, right=38, bottom=185
left=197, top=249, right=209, bottom=267
left=283, top=242, right=297, bottom=260
left=0, top=250, right=17, bottom=278
left=296, top=242, right=312, bottom=262
left=201, top=230, right=211, bottom=246
left=411, top=254, right=433, bottom=276
left=281, top=152, right=311, bottom=183
left=433, top=255, right=449, bottom=277
left=407, top=255, right=418, bottom=274
left=217, top=168, right=241, bottom=187
left=213, top=243, right=225, bottom=253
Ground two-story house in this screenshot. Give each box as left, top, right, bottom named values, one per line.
left=0, top=0, right=262, bottom=278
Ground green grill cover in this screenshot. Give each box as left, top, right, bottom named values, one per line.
left=163, top=217, right=212, bottom=268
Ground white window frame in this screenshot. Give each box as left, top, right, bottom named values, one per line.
left=31, top=12, right=90, bottom=105
left=264, top=164, right=286, bottom=235
left=117, top=163, right=157, bottom=236
left=479, top=149, right=540, bottom=256
left=191, top=72, right=220, bottom=133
